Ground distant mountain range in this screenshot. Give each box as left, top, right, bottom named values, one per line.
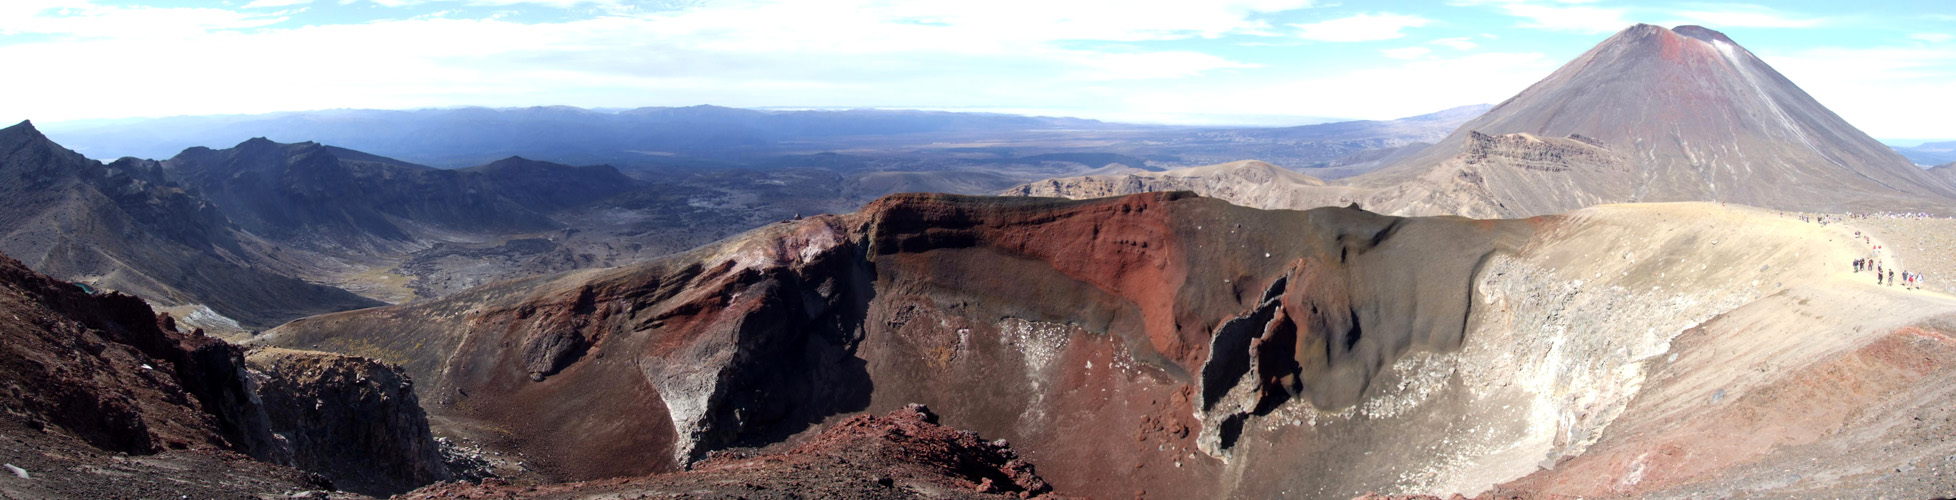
left=0, top=121, right=380, bottom=328
left=1895, top=140, right=1956, bottom=166
left=0, top=121, right=659, bottom=328
left=164, top=138, right=631, bottom=251
left=41, top=106, right=1151, bottom=168
left=37, top=104, right=1485, bottom=177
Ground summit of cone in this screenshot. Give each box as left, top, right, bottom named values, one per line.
left=1354, top=23, right=1956, bottom=215
left=1010, top=24, right=1956, bottom=217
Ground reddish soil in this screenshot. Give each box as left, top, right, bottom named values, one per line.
left=267, top=191, right=1533, bottom=498
left=0, top=251, right=448, bottom=497
left=401, top=404, right=1069, bottom=499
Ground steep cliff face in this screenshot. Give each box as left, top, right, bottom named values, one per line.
left=400, top=404, right=1066, bottom=499
left=1001, top=160, right=1365, bottom=212
left=1365, top=132, right=1633, bottom=218
left=0, top=250, right=447, bottom=497
left=263, top=192, right=1534, bottom=497
left=246, top=348, right=452, bottom=496
left=267, top=192, right=1956, bottom=498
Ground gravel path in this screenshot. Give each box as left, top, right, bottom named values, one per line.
left=1783, top=213, right=1956, bottom=295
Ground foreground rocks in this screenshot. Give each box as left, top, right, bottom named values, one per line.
left=0, top=251, right=444, bottom=497
left=404, top=404, right=1066, bottom=499
left=248, top=348, right=452, bottom=495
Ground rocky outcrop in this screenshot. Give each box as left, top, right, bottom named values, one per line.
left=1003, top=160, right=1368, bottom=212
left=1361, top=131, right=1634, bottom=218
left=1458, top=132, right=1620, bottom=173
left=246, top=348, right=451, bottom=496
left=264, top=191, right=1535, bottom=498
left=0, top=250, right=445, bottom=497
left=399, top=404, right=1065, bottom=499
left=0, top=248, right=269, bottom=455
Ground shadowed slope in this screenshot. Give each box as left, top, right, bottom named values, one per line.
left=0, top=250, right=445, bottom=497
left=163, top=138, right=564, bottom=250
left=0, top=121, right=379, bottom=328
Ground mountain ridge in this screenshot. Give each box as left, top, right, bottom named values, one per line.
left=0, top=121, right=380, bottom=328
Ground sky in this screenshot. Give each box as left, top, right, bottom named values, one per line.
left=3, top=0, right=1954, bottom=143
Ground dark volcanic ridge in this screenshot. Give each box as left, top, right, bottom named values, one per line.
left=162, top=137, right=636, bottom=250
left=0, top=250, right=443, bottom=498
left=0, top=120, right=380, bottom=328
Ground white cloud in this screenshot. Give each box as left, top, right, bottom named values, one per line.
left=1382, top=47, right=1431, bottom=59
left=1432, top=37, right=1478, bottom=50
left=1118, top=51, right=1554, bottom=124
left=0, top=0, right=1322, bottom=123
left=1503, top=4, right=1631, bottom=34
left=1911, top=33, right=1954, bottom=43
left=1293, top=13, right=1431, bottom=42
left=0, top=1, right=287, bottom=38
left=361, top=0, right=624, bottom=7
left=242, top=0, right=313, bottom=8
left=1453, top=0, right=1632, bottom=34
left=1666, top=4, right=1822, bottom=28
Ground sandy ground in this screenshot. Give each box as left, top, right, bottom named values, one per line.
left=1825, top=215, right=1956, bottom=295
left=1447, top=202, right=1956, bottom=498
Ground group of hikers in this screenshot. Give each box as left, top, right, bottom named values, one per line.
left=1854, top=257, right=1923, bottom=289
left=1788, top=213, right=1840, bottom=226
left=1791, top=210, right=1846, bottom=226
left=1846, top=211, right=1946, bottom=220
left=1779, top=212, right=1937, bottom=291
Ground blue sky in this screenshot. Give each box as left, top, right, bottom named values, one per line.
left=3, top=0, right=1954, bottom=142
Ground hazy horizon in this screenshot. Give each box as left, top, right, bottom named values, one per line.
left=3, top=1, right=1953, bottom=140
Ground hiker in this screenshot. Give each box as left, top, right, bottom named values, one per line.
left=1889, top=270, right=1896, bottom=286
